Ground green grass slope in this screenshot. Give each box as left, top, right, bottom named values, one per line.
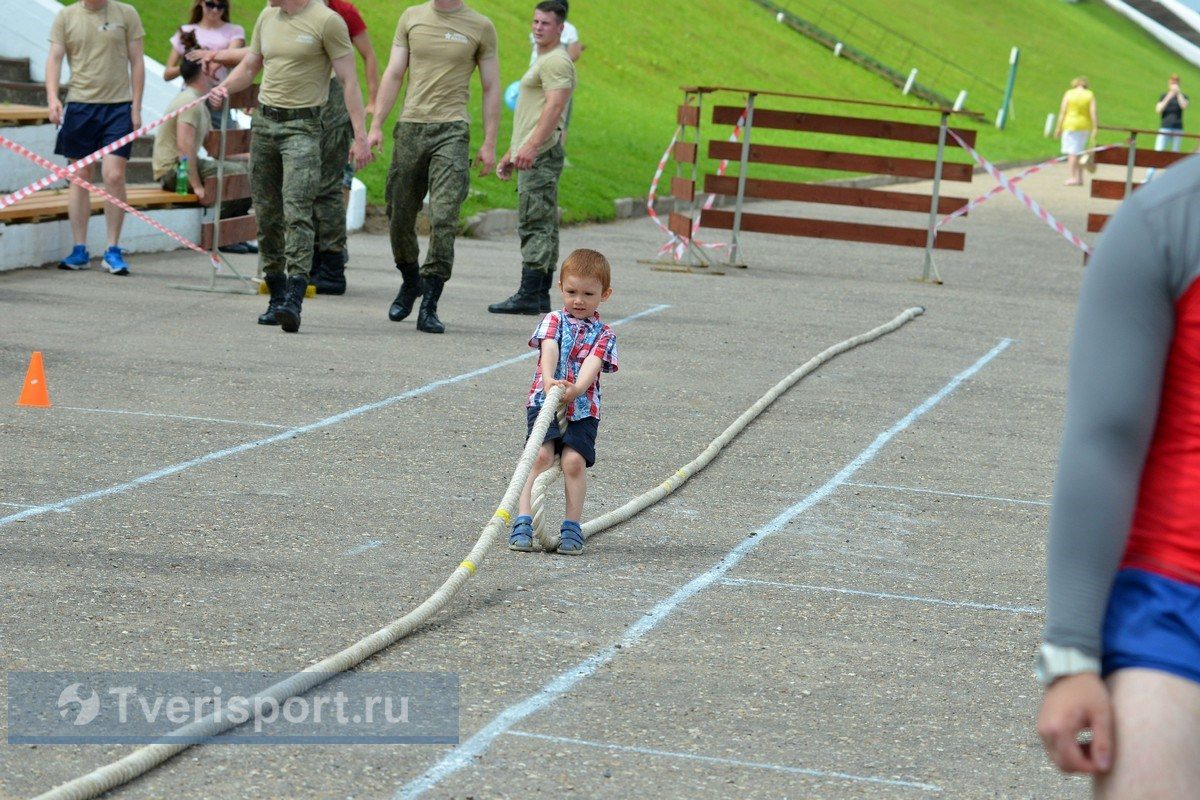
left=134, top=0, right=1200, bottom=223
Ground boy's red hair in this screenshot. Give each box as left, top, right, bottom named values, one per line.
left=560, top=249, right=611, bottom=291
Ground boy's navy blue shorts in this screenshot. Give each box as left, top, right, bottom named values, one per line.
left=55, top=102, right=134, bottom=161
left=526, top=407, right=599, bottom=468
left=1102, top=567, right=1200, bottom=686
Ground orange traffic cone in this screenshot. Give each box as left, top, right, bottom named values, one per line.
left=17, top=351, right=51, bottom=408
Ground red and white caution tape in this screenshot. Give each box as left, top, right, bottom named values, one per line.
left=646, top=125, right=680, bottom=239
left=936, top=143, right=1120, bottom=230
left=646, top=108, right=747, bottom=261
left=0, top=134, right=221, bottom=269
left=947, top=128, right=1093, bottom=255
left=0, top=86, right=228, bottom=210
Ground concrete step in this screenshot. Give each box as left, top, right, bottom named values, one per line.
left=126, top=159, right=154, bottom=183
left=0, top=57, right=31, bottom=83
left=0, top=81, right=50, bottom=106
left=130, top=136, right=155, bottom=158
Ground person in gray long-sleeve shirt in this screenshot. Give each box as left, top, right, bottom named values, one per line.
left=1037, top=154, right=1200, bottom=796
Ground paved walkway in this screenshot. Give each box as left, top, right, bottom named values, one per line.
left=0, top=158, right=1117, bottom=799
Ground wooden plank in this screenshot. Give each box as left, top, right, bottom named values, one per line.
left=673, top=142, right=697, bottom=164
left=226, top=85, right=259, bottom=110
left=1089, top=178, right=1142, bottom=201
left=708, top=140, right=973, bottom=182
left=201, top=172, right=252, bottom=202
left=0, top=104, right=52, bottom=126
left=1093, top=147, right=1188, bottom=169
left=703, top=174, right=967, bottom=215
left=701, top=208, right=964, bottom=250
left=200, top=212, right=258, bottom=249
left=677, top=104, right=700, bottom=127
left=712, top=106, right=976, bottom=147
left=670, top=176, right=695, bottom=203
left=0, top=185, right=198, bottom=223
left=1087, top=213, right=1109, bottom=233
left=203, top=129, right=253, bottom=156
left=667, top=211, right=693, bottom=238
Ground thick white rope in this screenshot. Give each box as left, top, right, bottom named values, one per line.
left=30, top=307, right=923, bottom=800
left=538, top=306, right=927, bottom=543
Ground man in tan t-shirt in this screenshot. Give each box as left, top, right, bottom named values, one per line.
left=46, top=0, right=145, bottom=275
left=488, top=1, right=576, bottom=316
left=368, top=0, right=501, bottom=335
left=213, top=0, right=372, bottom=334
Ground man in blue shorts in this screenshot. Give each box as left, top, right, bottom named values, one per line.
left=46, top=0, right=145, bottom=275
left=1037, top=154, right=1200, bottom=795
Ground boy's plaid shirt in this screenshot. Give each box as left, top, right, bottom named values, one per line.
left=526, top=310, right=619, bottom=420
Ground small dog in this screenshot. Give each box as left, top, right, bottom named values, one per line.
left=178, top=28, right=200, bottom=54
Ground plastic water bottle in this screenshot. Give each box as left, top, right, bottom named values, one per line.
left=176, top=156, right=189, bottom=196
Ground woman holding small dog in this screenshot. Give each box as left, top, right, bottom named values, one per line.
left=162, top=0, right=244, bottom=127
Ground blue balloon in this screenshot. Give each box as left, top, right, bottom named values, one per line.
left=504, top=80, right=521, bottom=111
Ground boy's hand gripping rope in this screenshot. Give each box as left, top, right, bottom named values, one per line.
left=29, top=308, right=924, bottom=800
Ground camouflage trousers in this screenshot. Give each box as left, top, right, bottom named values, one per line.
left=313, top=78, right=352, bottom=255
left=386, top=121, right=470, bottom=281
left=517, top=142, right=564, bottom=274
left=250, top=113, right=321, bottom=280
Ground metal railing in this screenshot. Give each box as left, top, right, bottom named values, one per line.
left=762, top=0, right=1006, bottom=118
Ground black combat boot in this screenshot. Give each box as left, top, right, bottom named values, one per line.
left=416, top=275, right=446, bottom=334
left=275, top=276, right=308, bottom=333
left=308, top=247, right=324, bottom=284
left=388, top=262, right=423, bottom=321
left=539, top=269, right=555, bottom=313
left=487, top=267, right=544, bottom=315
left=257, top=272, right=287, bottom=326
left=312, top=250, right=347, bottom=295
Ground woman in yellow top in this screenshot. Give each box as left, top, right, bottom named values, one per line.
left=1054, top=76, right=1098, bottom=186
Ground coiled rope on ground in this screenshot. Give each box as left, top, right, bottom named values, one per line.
left=32, top=306, right=924, bottom=800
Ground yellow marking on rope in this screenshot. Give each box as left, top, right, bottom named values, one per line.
left=660, top=481, right=674, bottom=493
left=676, top=469, right=687, bottom=479
left=495, top=508, right=512, bottom=524
left=459, top=560, right=477, bottom=575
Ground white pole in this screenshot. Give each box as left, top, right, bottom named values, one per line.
left=903, top=68, right=918, bottom=95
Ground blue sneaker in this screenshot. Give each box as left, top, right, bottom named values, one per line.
left=103, top=246, right=130, bottom=275
left=58, top=244, right=90, bottom=270
left=508, top=515, right=534, bottom=552
left=557, top=520, right=584, bottom=556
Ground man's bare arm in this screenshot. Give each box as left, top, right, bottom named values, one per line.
left=513, top=86, right=570, bottom=170
left=331, top=52, right=372, bottom=169
left=476, top=55, right=500, bottom=175
left=367, top=44, right=409, bottom=150
left=45, top=43, right=66, bottom=125
left=128, top=37, right=145, bottom=130
left=351, top=30, right=380, bottom=115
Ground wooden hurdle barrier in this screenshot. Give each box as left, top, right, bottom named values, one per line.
left=1086, top=125, right=1196, bottom=236
left=664, top=86, right=977, bottom=283
left=172, top=85, right=260, bottom=294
